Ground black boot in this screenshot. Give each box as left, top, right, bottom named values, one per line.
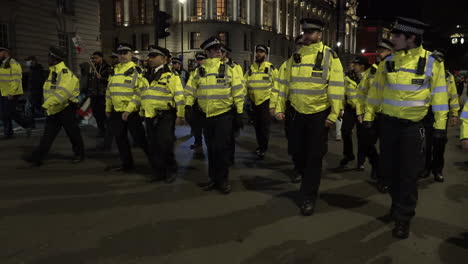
left=337, top=156, right=355, bottom=169
left=433, top=172, right=444, bottom=182
left=392, top=221, right=410, bottom=239
left=219, top=181, right=232, bottom=194
left=300, top=199, right=316, bottom=216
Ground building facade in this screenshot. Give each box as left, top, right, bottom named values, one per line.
left=0, top=0, right=101, bottom=74
left=101, top=0, right=359, bottom=69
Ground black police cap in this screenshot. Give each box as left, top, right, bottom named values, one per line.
left=48, top=46, right=67, bottom=61
left=200, top=37, right=222, bottom=50
left=300, top=18, right=325, bottom=31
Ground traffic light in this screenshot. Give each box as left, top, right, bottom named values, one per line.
left=155, top=11, right=171, bottom=39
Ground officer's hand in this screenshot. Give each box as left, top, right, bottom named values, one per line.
left=450, top=116, right=459, bottom=127
left=433, top=129, right=446, bottom=139
left=122, top=112, right=130, bottom=121
left=176, top=117, right=185, bottom=126
left=357, top=115, right=363, bottom=124
left=325, top=119, right=334, bottom=128
left=269, top=108, right=276, bottom=116
left=339, top=110, right=344, bottom=118
left=462, top=139, right=468, bottom=150
left=106, top=112, right=111, bottom=118
left=275, top=112, right=285, bottom=121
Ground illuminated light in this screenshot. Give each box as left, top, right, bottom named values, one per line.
left=361, top=49, right=366, bottom=53
left=337, top=42, right=342, bottom=47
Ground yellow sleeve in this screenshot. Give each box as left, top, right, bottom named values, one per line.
left=447, top=74, right=460, bottom=116
left=10, top=61, right=23, bottom=95
left=125, top=72, right=143, bottom=113
left=184, top=70, right=197, bottom=107
left=430, top=61, right=449, bottom=130
left=364, top=63, right=386, bottom=122
left=327, top=55, right=345, bottom=122
left=461, top=99, right=468, bottom=139
left=345, top=76, right=358, bottom=109
left=269, top=67, right=280, bottom=109
left=171, top=75, right=185, bottom=118
left=356, top=69, right=370, bottom=115
left=275, top=60, right=291, bottom=114
left=230, top=66, right=244, bottom=113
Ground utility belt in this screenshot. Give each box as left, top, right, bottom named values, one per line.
left=381, top=114, right=422, bottom=125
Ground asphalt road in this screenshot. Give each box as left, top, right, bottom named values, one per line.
left=0, top=121, right=467, bottom=263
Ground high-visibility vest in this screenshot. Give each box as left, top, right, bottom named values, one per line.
left=364, top=46, right=449, bottom=130
left=461, top=99, right=468, bottom=139
left=244, top=61, right=278, bottom=106
left=42, top=61, right=79, bottom=115
left=275, top=41, right=345, bottom=122
left=356, top=63, right=378, bottom=115
left=446, top=71, right=460, bottom=117
left=0, top=57, right=22, bottom=96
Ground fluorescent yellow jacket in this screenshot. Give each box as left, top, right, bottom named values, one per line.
left=461, top=99, right=468, bottom=140
left=141, top=65, right=185, bottom=118
left=356, top=64, right=378, bottom=115
left=0, top=57, right=23, bottom=96
left=106, top=61, right=144, bottom=113
left=364, top=46, right=449, bottom=130
left=42, top=62, right=79, bottom=115
left=345, top=74, right=359, bottom=109
left=446, top=71, right=460, bottom=117
left=244, top=61, right=278, bottom=106
left=275, top=42, right=345, bottom=122
left=185, top=58, right=244, bottom=117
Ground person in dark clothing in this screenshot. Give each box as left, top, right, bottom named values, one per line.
left=85, top=51, right=111, bottom=137
left=25, top=56, right=46, bottom=119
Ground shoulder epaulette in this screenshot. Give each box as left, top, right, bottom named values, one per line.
left=62, top=68, right=68, bottom=74
left=135, top=66, right=143, bottom=74
left=328, top=48, right=338, bottom=59
left=430, top=53, right=444, bottom=63
left=370, top=64, right=377, bottom=75
left=269, top=63, right=275, bottom=70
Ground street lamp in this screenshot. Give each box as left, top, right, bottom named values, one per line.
left=361, top=49, right=366, bottom=53
left=179, top=0, right=186, bottom=64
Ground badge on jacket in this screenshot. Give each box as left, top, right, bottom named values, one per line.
left=411, top=79, right=424, bottom=85
left=312, top=72, right=322, bottom=77
left=124, top=80, right=132, bottom=84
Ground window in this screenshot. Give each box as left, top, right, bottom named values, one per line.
left=239, top=0, right=247, bottom=23
left=114, top=0, right=123, bottom=25
left=141, top=33, right=149, bottom=50
left=217, top=32, right=229, bottom=47
left=0, top=24, right=9, bottom=48
left=216, top=0, right=227, bottom=19
left=192, top=0, right=204, bottom=17
left=57, top=0, right=75, bottom=15
left=263, top=0, right=273, bottom=31
left=190, top=32, right=202, bottom=49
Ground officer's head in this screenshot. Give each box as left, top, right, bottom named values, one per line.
left=147, top=45, right=169, bottom=68
left=0, top=47, right=10, bottom=60
left=91, top=51, right=104, bottom=64
left=376, top=39, right=394, bottom=61
left=201, top=37, right=222, bottom=59
left=116, top=43, right=134, bottom=64
left=195, top=52, right=207, bottom=65
left=352, top=55, right=370, bottom=73
left=172, top=57, right=182, bottom=70
left=390, top=17, right=427, bottom=51
left=48, top=46, right=66, bottom=66
left=300, top=18, right=324, bottom=45
left=255, top=45, right=268, bottom=63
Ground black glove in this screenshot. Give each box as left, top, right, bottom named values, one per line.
left=363, top=121, right=373, bottom=129
left=185, top=105, right=193, bottom=123
left=433, top=129, right=447, bottom=139
left=234, top=113, right=244, bottom=130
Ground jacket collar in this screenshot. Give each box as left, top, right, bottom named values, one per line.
left=49, top=61, right=66, bottom=72
left=299, top=41, right=324, bottom=54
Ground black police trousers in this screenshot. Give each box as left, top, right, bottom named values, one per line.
left=189, top=102, right=204, bottom=145
left=358, top=115, right=380, bottom=169
left=0, top=95, right=31, bottom=137
left=341, top=105, right=366, bottom=164
left=145, top=110, right=177, bottom=178
left=422, top=112, right=447, bottom=174
left=379, top=114, right=425, bottom=222
left=288, top=107, right=330, bottom=200
left=109, top=111, right=149, bottom=169
left=252, top=99, right=271, bottom=152
left=90, top=95, right=107, bottom=135
left=31, top=105, right=84, bottom=161
left=203, top=110, right=233, bottom=185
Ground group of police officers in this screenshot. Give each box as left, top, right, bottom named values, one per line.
left=1, top=16, right=468, bottom=240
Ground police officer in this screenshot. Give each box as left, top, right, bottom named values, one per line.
left=23, top=47, right=84, bottom=166
left=356, top=39, right=394, bottom=193
left=186, top=52, right=207, bottom=150
left=0, top=46, right=32, bottom=139
left=141, top=46, right=185, bottom=183
left=338, top=55, right=369, bottom=169
left=185, top=37, right=244, bottom=194
left=275, top=18, right=345, bottom=215
left=171, top=57, right=190, bottom=86
left=245, top=44, right=278, bottom=159
left=420, top=50, right=460, bottom=182
left=105, top=43, right=149, bottom=172
left=364, top=17, right=449, bottom=239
